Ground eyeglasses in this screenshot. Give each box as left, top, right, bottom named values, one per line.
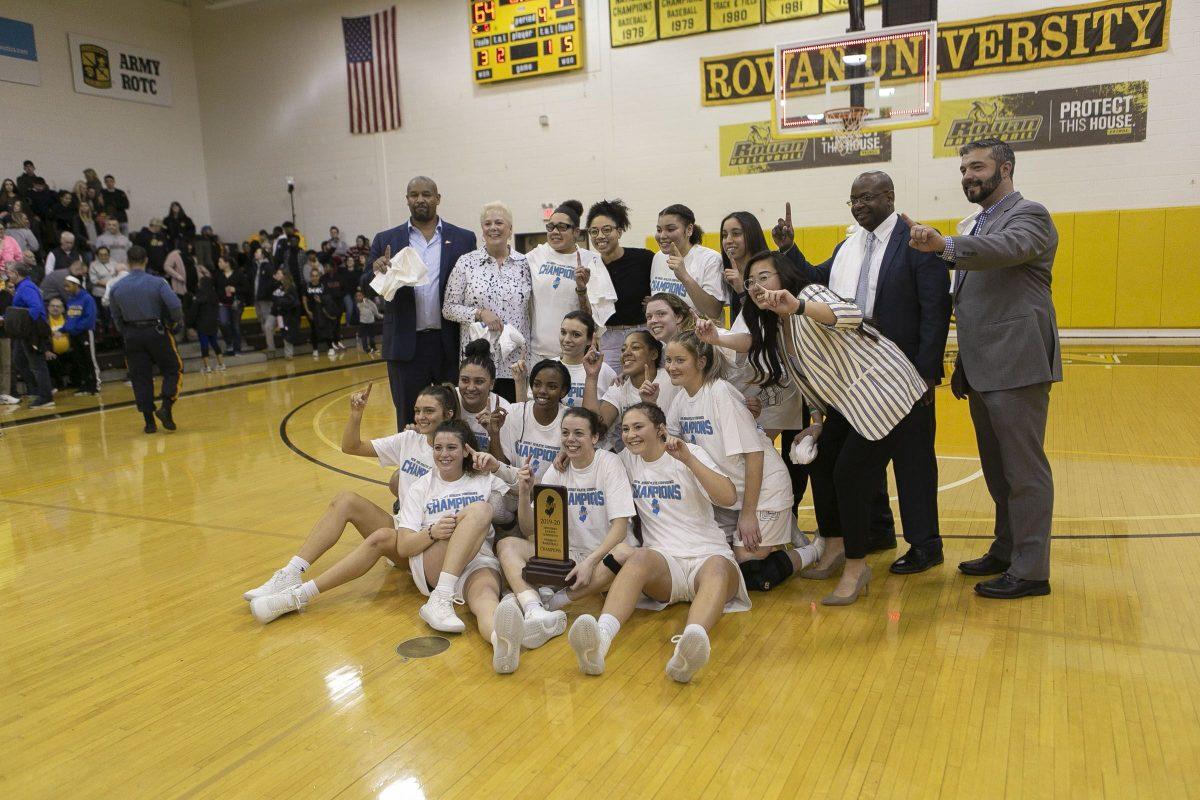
left=745, top=273, right=775, bottom=288
left=846, top=192, right=889, bottom=207
left=545, top=222, right=576, bottom=233
left=587, top=225, right=617, bottom=237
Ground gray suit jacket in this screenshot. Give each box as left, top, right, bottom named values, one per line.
left=953, top=191, right=1062, bottom=393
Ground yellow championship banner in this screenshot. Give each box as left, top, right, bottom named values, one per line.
left=700, top=0, right=1170, bottom=105
left=610, top=0, right=876, bottom=47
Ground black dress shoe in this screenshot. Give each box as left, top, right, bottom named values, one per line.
left=974, top=573, right=1050, bottom=599
left=154, top=406, right=177, bottom=431
left=958, top=553, right=1010, bottom=576
left=864, top=536, right=897, bottom=555
left=889, top=548, right=944, bottom=575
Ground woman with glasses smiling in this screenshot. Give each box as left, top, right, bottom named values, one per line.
left=585, top=199, right=653, bottom=370
left=524, top=200, right=617, bottom=364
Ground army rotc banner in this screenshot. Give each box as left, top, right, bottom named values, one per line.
left=933, top=81, right=1148, bottom=158
left=68, top=33, right=172, bottom=107
left=700, top=0, right=1170, bottom=105
left=719, top=120, right=892, bottom=176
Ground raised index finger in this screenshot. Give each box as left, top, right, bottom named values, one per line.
left=785, top=201, right=792, bottom=227
left=384, top=244, right=392, bottom=258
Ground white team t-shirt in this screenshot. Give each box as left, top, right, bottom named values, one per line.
left=540, top=449, right=637, bottom=554
left=456, top=389, right=511, bottom=452
left=499, top=401, right=565, bottom=482
left=649, top=244, right=727, bottom=311
left=560, top=360, right=617, bottom=410
left=619, top=443, right=733, bottom=558
left=371, top=430, right=433, bottom=501
left=395, top=470, right=512, bottom=557
left=666, top=379, right=792, bottom=512
left=527, top=244, right=607, bottom=360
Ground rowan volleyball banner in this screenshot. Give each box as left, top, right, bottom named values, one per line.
left=932, top=81, right=1148, bottom=158
left=700, top=0, right=1170, bottom=105
left=718, top=120, right=891, bottom=176
left=68, top=33, right=172, bottom=107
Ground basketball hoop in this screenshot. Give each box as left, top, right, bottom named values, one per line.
left=824, top=107, right=868, bottom=155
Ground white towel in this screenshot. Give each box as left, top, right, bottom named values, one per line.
left=789, top=434, right=818, bottom=465
left=369, top=247, right=429, bottom=301
left=466, top=321, right=526, bottom=365
left=525, top=243, right=618, bottom=331
left=827, top=227, right=869, bottom=301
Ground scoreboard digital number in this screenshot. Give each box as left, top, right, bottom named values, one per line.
left=470, top=0, right=584, bottom=84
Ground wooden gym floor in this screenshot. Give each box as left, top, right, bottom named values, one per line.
left=2, top=345, right=1199, bottom=799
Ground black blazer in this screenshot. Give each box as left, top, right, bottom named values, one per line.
left=367, top=220, right=477, bottom=363
left=783, top=216, right=951, bottom=382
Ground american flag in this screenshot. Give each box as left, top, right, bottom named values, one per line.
left=342, top=7, right=401, bottom=134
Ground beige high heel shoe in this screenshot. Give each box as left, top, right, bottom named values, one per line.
left=821, top=565, right=872, bottom=606
left=800, top=551, right=845, bottom=580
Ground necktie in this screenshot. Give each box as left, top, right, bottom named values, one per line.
left=854, top=232, right=876, bottom=314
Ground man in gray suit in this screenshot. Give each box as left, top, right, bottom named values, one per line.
left=903, top=137, right=1061, bottom=599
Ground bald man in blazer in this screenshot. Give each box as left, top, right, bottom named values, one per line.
left=905, top=137, right=1061, bottom=600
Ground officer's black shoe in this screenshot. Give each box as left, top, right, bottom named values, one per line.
left=154, top=406, right=177, bottom=431
left=143, top=412, right=157, bottom=434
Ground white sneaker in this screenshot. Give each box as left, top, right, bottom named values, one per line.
left=492, top=596, right=524, bottom=674
left=522, top=604, right=567, bottom=649
left=568, top=614, right=610, bottom=676
left=0, top=394, right=20, bottom=405
left=250, top=586, right=307, bottom=624
left=202, top=365, right=212, bottom=374
left=311, top=351, right=319, bottom=359
left=419, top=591, right=466, bottom=633
left=665, top=627, right=711, bottom=683
left=243, top=566, right=302, bottom=601
left=327, top=347, right=336, bottom=358
left=217, top=363, right=227, bottom=372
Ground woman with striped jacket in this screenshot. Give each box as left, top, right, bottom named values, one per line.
left=695, top=250, right=926, bottom=606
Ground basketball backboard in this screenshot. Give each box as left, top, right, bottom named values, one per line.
left=773, top=21, right=937, bottom=139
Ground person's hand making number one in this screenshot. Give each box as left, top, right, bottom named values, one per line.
left=771, top=202, right=794, bottom=252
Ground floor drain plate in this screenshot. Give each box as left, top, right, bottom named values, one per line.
left=396, top=636, right=450, bottom=660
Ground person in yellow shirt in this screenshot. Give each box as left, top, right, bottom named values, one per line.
left=46, top=297, right=70, bottom=389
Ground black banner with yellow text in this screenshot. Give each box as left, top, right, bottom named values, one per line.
left=700, top=0, right=1169, bottom=105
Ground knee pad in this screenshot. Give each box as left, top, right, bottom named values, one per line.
left=740, top=550, right=795, bottom=592
left=602, top=553, right=623, bottom=575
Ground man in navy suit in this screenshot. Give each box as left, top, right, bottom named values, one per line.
left=774, top=171, right=951, bottom=574
left=368, top=176, right=477, bottom=428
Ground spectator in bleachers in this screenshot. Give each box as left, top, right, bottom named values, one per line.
left=0, top=220, right=20, bottom=267
left=82, top=168, right=103, bottom=196
left=95, top=219, right=130, bottom=265
left=0, top=271, right=14, bottom=404
left=347, top=234, right=370, bottom=264
left=134, top=217, right=170, bottom=276
left=0, top=179, right=18, bottom=219
left=42, top=255, right=90, bottom=305
left=327, top=226, right=349, bottom=257
left=15, top=161, right=40, bottom=199
left=5, top=213, right=38, bottom=258
left=50, top=191, right=90, bottom=249
left=78, top=200, right=98, bottom=238
left=71, top=180, right=90, bottom=209
left=164, top=239, right=205, bottom=340
left=303, top=264, right=335, bottom=358
left=62, top=276, right=100, bottom=394
left=215, top=253, right=249, bottom=356
left=164, top=201, right=196, bottom=250
left=191, top=270, right=226, bottom=372
left=45, top=231, right=80, bottom=276
left=345, top=254, right=365, bottom=324
left=251, top=245, right=279, bottom=356
left=29, top=179, right=58, bottom=247
left=100, top=175, right=130, bottom=234
left=356, top=289, right=380, bottom=354
left=88, top=246, right=121, bottom=331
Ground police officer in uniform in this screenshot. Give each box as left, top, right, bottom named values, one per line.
left=109, top=245, right=184, bottom=433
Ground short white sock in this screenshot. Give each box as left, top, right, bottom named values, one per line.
left=299, top=580, right=319, bottom=601
left=546, top=589, right=571, bottom=612
left=682, top=623, right=707, bottom=640
left=797, top=542, right=820, bottom=569
left=434, top=571, right=458, bottom=596
left=517, top=589, right=542, bottom=614
left=597, top=613, right=621, bottom=642
left=288, top=556, right=310, bottom=573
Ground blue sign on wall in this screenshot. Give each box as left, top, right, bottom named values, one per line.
left=0, top=17, right=39, bottom=86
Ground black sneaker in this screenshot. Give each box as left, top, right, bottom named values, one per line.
left=154, top=406, right=177, bottom=431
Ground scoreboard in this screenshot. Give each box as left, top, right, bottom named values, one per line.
left=470, top=0, right=584, bottom=84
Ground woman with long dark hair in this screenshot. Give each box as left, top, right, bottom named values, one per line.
left=696, top=250, right=927, bottom=605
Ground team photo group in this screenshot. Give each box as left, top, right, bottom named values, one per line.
left=244, top=135, right=1061, bottom=684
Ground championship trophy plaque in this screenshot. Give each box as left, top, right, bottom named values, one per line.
left=521, top=484, right=575, bottom=588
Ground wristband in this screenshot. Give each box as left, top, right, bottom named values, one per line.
left=426, top=526, right=434, bottom=541
left=575, top=288, right=588, bottom=295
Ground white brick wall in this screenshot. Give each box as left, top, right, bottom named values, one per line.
left=1, top=0, right=212, bottom=231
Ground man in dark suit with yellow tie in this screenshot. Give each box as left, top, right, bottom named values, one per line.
left=905, top=138, right=1061, bottom=600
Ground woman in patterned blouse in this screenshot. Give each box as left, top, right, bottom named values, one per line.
left=442, top=201, right=532, bottom=401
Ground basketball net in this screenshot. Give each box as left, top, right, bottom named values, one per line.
left=824, top=107, right=868, bottom=155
